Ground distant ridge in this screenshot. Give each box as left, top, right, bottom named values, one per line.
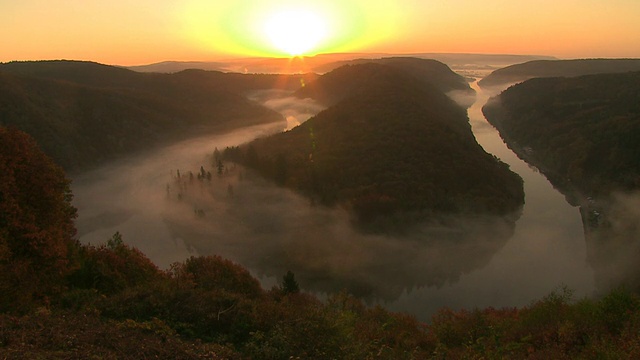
left=126, top=53, right=557, bottom=74
left=479, top=58, right=640, bottom=88
left=127, top=61, right=226, bottom=73
left=314, top=53, right=557, bottom=73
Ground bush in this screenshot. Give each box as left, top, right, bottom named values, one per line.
left=67, top=232, right=162, bottom=295
left=179, top=255, right=263, bottom=299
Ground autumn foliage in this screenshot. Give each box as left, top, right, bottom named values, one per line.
left=0, top=126, right=77, bottom=311
left=2, top=126, right=640, bottom=358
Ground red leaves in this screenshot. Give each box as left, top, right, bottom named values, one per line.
left=0, top=126, right=77, bottom=310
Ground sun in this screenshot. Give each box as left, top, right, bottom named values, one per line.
left=264, top=8, right=328, bottom=56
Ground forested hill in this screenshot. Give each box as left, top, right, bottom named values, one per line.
left=478, top=58, right=640, bottom=88
left=228, top=64, right=524, bottom=230
left=0, top=61, right=295, bottom=172
left=482, top=70, right=640, bottom=294
left=482, top=71, right=640, bottom=198
left=0, top=60, right=318, bottom=93
left=295, top=58, right=473, bottom=106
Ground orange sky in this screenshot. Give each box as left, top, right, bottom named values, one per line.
left=2, top=0, right=639, bottom=65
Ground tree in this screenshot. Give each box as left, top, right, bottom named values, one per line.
left=0, top=126, right=78, bottom=311
left=281, top=270, right=300, bottom=295
left=274, top=153, right=288, bottom=186
left=217, top=160, right=224, bottom=175
left=67, top=232, right=160, bottom=295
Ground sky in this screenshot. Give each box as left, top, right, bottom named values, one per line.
left=2, top=0, right=640, bottom=65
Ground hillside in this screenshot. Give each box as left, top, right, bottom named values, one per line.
left=478, top=58, right=640, bottom=88
left=482, top=71, right=640, bottom=291
left=0, top=61, right=290, bottom=171
left=482, top=72, right=640, bottom=197
left=228, top=64, right=523, bottom=230
left=295, top=58, right=473, bottom=106
left=0, top=60, right=317, bottom=94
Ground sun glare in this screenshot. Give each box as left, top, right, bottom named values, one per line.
left=183, top=0, right=393, bottom=58
left=264, top=9, right=328, bottom=56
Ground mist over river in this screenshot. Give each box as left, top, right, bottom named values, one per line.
left=386, top=81, right=594, bottom=317
left=72, top=79, right=595, bottom=321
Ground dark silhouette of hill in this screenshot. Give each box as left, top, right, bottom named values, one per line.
left=169, top=68, right=319, bottom=94
left=483, top=71, right=640, bottom=197
left=483, top=71, right=640, bottom=292
left=127, top=53, right=556, bottom=75
left=0, top=61, right=286, bottom=171
left=402, top=53, right=556, bottom=68
left=127, top=61, right=227, bottom=73
left=0, top=60, right=149, bottom=88
left=228, top=64, right=523, bottom=230
left=296, top=58, right=473, bottom=106
left=127, top=54, right=359, bottom=74
left=0, top=60, right=318, bottom=94
left=478, top=58, right=640, bottom=88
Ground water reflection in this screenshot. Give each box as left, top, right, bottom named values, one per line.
left=162, top=165, right=520, bottom=301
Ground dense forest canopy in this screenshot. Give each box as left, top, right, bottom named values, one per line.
left=478, top=59, right=640, bottom=88
left=482, top=71, right=640, bottom=197
left=227, top=63, right=523, bottom=230
left=0, top=61, right=320, bottom=172
left=482, top=71, right=640, bottom=294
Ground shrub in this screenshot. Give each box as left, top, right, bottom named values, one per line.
left=179, top=255, right=263, bottom=299
left=67, top=232, right=162, bottom=295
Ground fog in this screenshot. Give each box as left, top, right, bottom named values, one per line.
left=73, top=81, right=596, bottom=321
left=386, top=80, right=594, bottom=318
left=73, top=123, right=286, bottom=267
left=248, top=90, right=325, bottom=130
left=582, top=191, right=640, bottom=292
left=161, top=164, right=519, bottom=301
left=74, top=125, right=518, bottom=305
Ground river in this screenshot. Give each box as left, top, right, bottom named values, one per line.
left=386, top=81, right=594, bottom=317
left=72, top=79, right=595, bottom=321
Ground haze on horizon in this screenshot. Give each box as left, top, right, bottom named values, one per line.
left=2, top=0, right=640, bottom=66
